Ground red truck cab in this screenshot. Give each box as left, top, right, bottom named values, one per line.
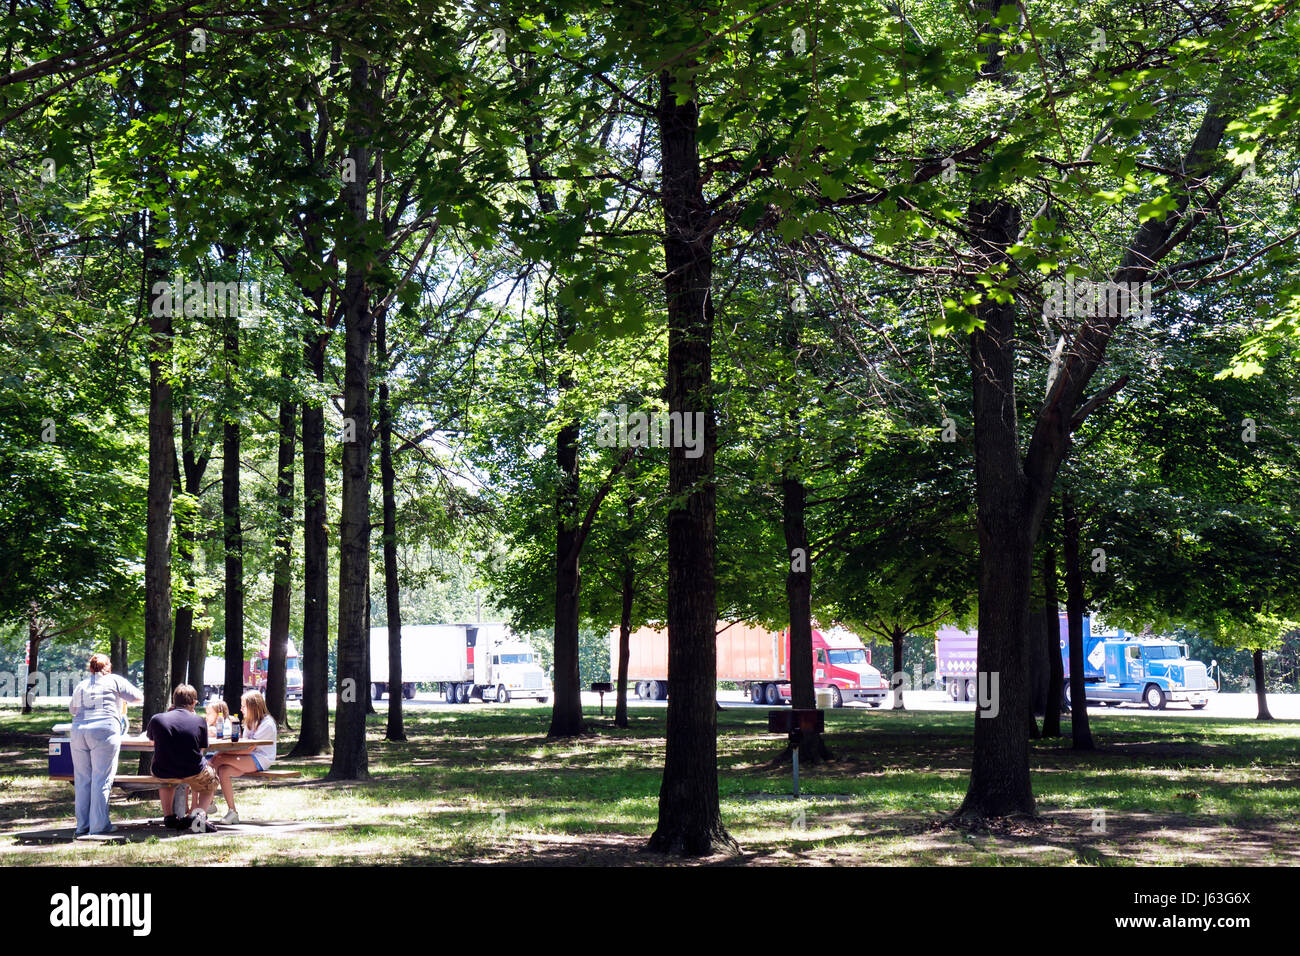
left=623, top=622, right=888, bottom=707
left=760, top=628, right=889, bottom=708
left=242, top=638, right=303, bottom=700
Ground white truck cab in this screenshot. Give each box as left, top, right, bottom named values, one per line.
left=484, top=639, right=549, bottom=702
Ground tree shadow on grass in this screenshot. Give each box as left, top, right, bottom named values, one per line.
left=7, top=817, right=353, bottom=849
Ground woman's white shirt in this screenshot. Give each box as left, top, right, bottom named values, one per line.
left=69, top=673, right=142, bottom=727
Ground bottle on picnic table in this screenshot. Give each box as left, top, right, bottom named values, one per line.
left=231, top=715, right=242, bottom=742
left=217, top=716, right=226, bottom=739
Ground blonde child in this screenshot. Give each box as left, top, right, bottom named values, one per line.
left=204, top=699, right=230, bottom=737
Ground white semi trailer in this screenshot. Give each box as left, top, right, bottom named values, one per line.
left=369, top=622, right=550, bottom=704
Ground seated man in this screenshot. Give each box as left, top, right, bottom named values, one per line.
left=146, top=684, right=219, bottom=831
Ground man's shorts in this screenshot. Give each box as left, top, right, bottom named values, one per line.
left=172, top=764, right=219, bottom=795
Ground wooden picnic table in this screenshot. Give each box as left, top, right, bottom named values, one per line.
left=118, top=735, right=266, bottom=754
left=49, top=726, right=298, bottom=789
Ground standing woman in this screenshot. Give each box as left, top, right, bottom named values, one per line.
left=69, top=653, right=142, bottom=835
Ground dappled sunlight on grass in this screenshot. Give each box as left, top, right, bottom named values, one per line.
left=3, top=701, right=1298, bottom=865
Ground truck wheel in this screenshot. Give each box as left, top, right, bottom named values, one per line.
left=371, top=683, right=383, bottom=700
left=537, top=696, right=548, bottom=704
left=496, top=685, right=509, bottom=703
left=965, top=679, right=977, bottom=702
left=750, top=683, right=764, bottom=705
left=403, top=683, right=415, bottom=700
left=763, top=683, right=779, bottom=706
left=1145, top=685, right=1166, bottom=710
left=655, top=680, right=668, bottom=701
left=831, top=687, right=843, bottom=709
left=948, top=680, right=961, bottom=702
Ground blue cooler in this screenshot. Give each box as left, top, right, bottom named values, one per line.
left=48, top=737, right=73, bottom=777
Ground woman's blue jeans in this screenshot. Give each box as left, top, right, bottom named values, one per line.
left=71, top=722, right=121, bottom=834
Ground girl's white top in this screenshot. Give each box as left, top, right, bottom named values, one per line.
left=244, top=716, right=277, bottom=767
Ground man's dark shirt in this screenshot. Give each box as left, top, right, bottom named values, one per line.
left=146, top=708, right=208, bottom=779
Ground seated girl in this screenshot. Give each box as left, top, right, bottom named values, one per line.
left=195, top=690, right=276, bottom=825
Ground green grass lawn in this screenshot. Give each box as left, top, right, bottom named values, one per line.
left=3, top=702, right=1298, bottom=865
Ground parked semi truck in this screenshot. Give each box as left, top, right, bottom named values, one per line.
left=935, top=626, right=980, bottom=702
left=369, top=622, right=550, bottom=704
left=245, top=638, right=303, bottom=700
left=201, top=638, right=303, bottom=700
left=938, top=615, right=1103, bottom=702
left=614, top=623, right=889, bottom=708
left=937, top=615, right=1217, bottom=710
left=1065, top=632, right=1216, bottom=710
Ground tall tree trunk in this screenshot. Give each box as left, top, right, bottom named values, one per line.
left=548, top=361, right=585, bottom=738
left=891, top=627, right=906, bottom=710
left=111, top=633, right=128, bottom=679
left=646, top=66, right=737, bottom=856
left=188, top=625, right=208, bottom=699
left=1025, top=608, right=1042, bottom=739
left=1041, top=534, right=1064, bottom=738
left=329, top=51, right=375, bottom=780
left=23, top=610, right=41, bottom=713
left=171, top=405, right=193, bottom=688
left=517, top=51, right=585, bottom=739
left=1253, top=648, right=1273, bottom=720
left=1028, top=588, right=1048, bottom=718
left=171, top=524, right=193, bottom=688
left=292, top=327, right=332, bottom=757
left=779, top=295, right=826, bottom=761
left=614, top=554, right=634, bottom=729
left=267, top=353, right=296, bottom=728
left=378, top=308, right=406, bottom=741
left=955, top=199, right=1036, bottom=821
left=1063, top=494, right=1094, bottom=750
left=222, top=312, right=244, bottom=717
left=171, top=601, right=193, bottom=688
left=171, top=401, right=207, bottom=687
left=173, top=402, right=210, bottom=689
left=364, top=580, right=375, bottom=714
left=953, top=40, right=1231, bottom=821
left=783, top=472, right=828, bottom=762
left=142, top=203, right=174, bottom=752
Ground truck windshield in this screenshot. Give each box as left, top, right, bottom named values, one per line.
left=828, top=649, right=866, bottom=665
left=498, top=653, right=533, bottom=664
left=1145, top=646, right=1183, bottom=660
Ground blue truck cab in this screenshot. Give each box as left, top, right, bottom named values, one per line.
left=1066, top=636, right=1215, bottom=710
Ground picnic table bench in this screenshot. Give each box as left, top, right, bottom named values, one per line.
left=48, top=728, right=300, bottom=791
left=50, top=770, right=301, bottom=789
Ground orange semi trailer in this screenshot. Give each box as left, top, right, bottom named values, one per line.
left=610, top=622, right=889, bottom=707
